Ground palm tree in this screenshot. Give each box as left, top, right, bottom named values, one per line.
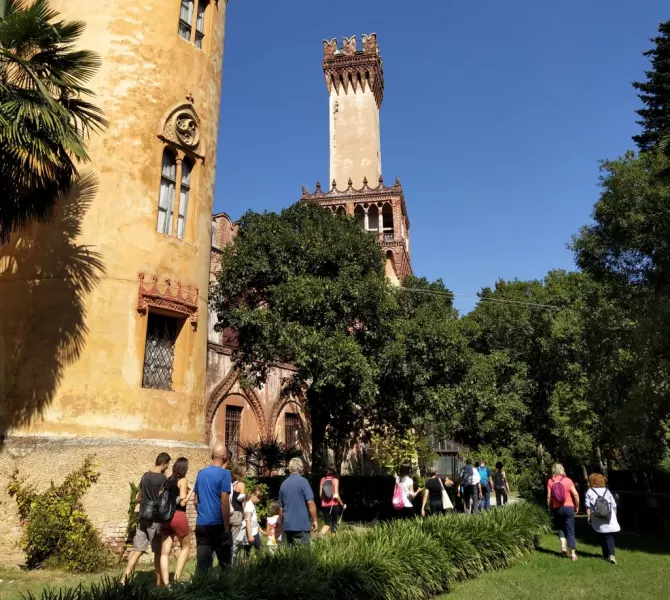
left=0, top=0, right=106, bottom=243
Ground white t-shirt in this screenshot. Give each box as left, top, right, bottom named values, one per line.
left=244, top=500, right=260, bottom=538
left=396, top=476, right=414, bottom=508
left=461, top=466, right=481, bottom=486
left=585, top=487, right=621, bottom=533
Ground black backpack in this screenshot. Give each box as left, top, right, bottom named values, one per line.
left=592, top=487, right=612, bottom=520
left=322, top=478, right=334, bottom=501
left=154, top=480, right=177, bottom=523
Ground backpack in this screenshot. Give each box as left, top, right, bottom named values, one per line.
left=392, top=480, right=405, bottom=510
left=322, top=477, right=334, bottom=501
left=477, top=466, right=489, bottom=486
left=592, top=488, right=612, bottom=520
left=550, top=476, right=567, bottom=505
left=154, top=480, right=176, bottom=523
left=493, top=470, right=506, bottom=491
left=462, top=465, right=474, bottom=484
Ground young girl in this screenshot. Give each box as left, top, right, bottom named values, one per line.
left=265, top=501, right=283, bottom=553
left=243, top=486, right=263, bottom=556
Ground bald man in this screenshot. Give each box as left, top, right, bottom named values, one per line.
left=193, top=443, right=232, bottom=571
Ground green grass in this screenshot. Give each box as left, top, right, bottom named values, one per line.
left=443, top=517, right=670, bottom=600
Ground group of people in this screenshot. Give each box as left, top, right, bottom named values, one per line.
left=121, top=445, right=345, bottom=585
left=394, top=458, right=512, bottom=518
left=547, top=463, right=621, bottom=563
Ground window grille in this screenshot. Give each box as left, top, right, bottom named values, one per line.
left=178, top=0, right=194, bottom=41
left=195, top=1, right=207, bottom=48
left=157, top=149, right=176, bottom=235
left=225, top=406, right=242, bottom=457
left=284, top=413, right=300, bottom=447
left=142, top=313, right=178, bottom=391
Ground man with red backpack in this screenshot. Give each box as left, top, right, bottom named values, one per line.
left=546, top=463, right=580, bottom=561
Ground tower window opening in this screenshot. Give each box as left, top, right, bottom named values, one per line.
left=354, top=205, right=365, bottom=229
left=195, top=0, right=208, bottom=49
left=382, top=203, right=394, bottom=241
left=368, top=204, right=379, bottom=232
left=178, top=157, right=193, bottom=239
left=157, top=149, right=177, bottom=235
left=336, top=206, right=346, bottom=216
left=178, top=0, right=208, bottom=49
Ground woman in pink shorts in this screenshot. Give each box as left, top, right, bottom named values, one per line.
left=159, top=457, right=193, bottom=584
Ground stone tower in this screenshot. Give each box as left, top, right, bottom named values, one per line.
left=301, top=34, right=412, bottom=284
left=0, top=0, right=228, bottom=559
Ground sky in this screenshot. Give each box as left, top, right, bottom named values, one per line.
left=213, top=0, right=668, bottom=313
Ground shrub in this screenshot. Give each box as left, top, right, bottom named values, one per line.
left=8, top=456, right=109, bottom=573
left=33, top=503, right=549, bottom=600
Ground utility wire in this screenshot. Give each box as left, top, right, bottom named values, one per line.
left=399, top=286, right=563, bottom=311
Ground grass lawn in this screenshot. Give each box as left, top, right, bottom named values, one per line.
left=443, top=517, right=670, bottom=600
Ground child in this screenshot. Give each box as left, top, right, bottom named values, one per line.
left=265, top=501, right=283, bottom=553
left=243, top=486, right=263, bottom=557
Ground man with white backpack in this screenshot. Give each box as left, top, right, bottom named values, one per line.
left=585, top=472, right=621, bottom=564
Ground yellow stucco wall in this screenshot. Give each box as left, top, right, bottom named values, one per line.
left=0, top=0, right=227, bottom=442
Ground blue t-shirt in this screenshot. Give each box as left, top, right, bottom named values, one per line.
left=478, top=466, right=490, bottom=487
left=279, top=473, right=314, bottom=532
left=194, top=466, right=232, bottom=526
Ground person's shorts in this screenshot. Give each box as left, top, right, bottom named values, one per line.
left=322, top=505, right=340, bottom=531
left=162, top=510, right=190, bottom=538
left=133, top=518, right=161, bottom=552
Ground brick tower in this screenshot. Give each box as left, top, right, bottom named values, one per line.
left=301, top=34, right=412, bottom=284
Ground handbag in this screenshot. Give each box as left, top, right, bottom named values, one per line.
left=439, top=478, right=453, bottom=510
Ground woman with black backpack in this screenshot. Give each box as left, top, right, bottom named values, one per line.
left=585, top=472, right=621, bottom=564
left=320, top=465, right=344, bottom=536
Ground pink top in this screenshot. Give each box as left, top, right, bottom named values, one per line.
left=547, top=476, right=576, bottom=509
left=320, top=476, right=338, bottom=508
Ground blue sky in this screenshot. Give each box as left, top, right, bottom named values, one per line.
left=214, top=0, right=668, bottom=313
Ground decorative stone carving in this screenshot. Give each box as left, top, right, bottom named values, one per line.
left=137, top=273, right=199, bottom=327
left=158, top=103, right=202, bottom=154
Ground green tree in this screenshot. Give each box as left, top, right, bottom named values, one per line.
left=633, top=19, right=670, bottom=152
left=0, top=0, right=106, bottom=242
left=210, top=201, right=395, bottom=471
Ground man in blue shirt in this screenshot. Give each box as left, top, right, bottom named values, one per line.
left=279, top=457, right=318, bottom=545
left=477, top=460, right=492, bottom=511
left=193, top=443, right=232, bottom=571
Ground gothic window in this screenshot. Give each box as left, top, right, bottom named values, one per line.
left=336, top=206, right=346, bottom=216
left=284, top=412, right=300, bottom=447
left=178, top=0, right=194, bottom=41
left=142, top=313, right=179, bottom=390
left=157, top=149, right=177, bottom=235
left=382, top=203, right=394, bottom=241
left=368, top=204, right=379, bottom=232
left=178, top=0, right=209, bottom=49
left=354, top=205, right=365, bottom=229
left=225, top=405, right=242, bottom=457
left=177, top=157, right=193, bottom=239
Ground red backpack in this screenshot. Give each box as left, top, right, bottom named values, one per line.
left=551, top=476, right=567, bottom=505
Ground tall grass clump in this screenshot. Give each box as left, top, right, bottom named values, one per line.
left=33, top=503, right=549, bottom=600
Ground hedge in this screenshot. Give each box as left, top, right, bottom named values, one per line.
left=30, top=503, right=550, bottom=600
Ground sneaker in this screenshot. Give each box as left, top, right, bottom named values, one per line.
left=608, top=555, right=617, bottom=564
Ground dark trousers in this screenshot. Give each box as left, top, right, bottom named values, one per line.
left=195, top=524, right=231, bottom=571
left=464, top=485, right=479, bottom=514
left=553, top=506, right=576, bottom=549
left=479, top=485, right=491, bottom=510
left=598, top=533, right=616, bottom=558
left=399, top=506, right=415, bottom=519
left=495, top=488, right=508, bottom=506
left=429, top=499, right=444, bottom=515
left=285, top=530, right=311, bottom=545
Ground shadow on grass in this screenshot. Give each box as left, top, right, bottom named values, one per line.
left=535, top=546, right=604, bottom=560
left=574, top=516, right=670, bottom=555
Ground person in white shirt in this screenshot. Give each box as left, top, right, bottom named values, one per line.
left=457, top=458, right=482, bottom=514
left=243, top=486, right=263, bottom=558
left=585, top=473, right=621, bottom=564
left=395, top=462, right=422, bottom=518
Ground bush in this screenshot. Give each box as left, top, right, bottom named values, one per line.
left=8, top=456, right=110, bottom=572
left=33, top=503, right=549, bottom=600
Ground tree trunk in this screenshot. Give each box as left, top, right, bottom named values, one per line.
left=308, top=389, right=328, bottom=476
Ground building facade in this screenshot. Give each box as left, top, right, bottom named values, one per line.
left=0, top=0, right=228, bottom=562
left=301, top=34, right=412, bottom=284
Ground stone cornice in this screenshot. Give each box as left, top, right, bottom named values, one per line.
left=137, top=273, right=199, bottom=327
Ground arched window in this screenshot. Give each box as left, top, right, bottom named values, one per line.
left=157, top=149, right=177, bottom=235
left=382, top=203, right=394, bottom=241
left=336, top=206, right=346, bottom=216
left=177, top=158, right=193, bottom=239
left=354, top=205, right=365, bottom=229
left=368, top=205, right=379, bottom=232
